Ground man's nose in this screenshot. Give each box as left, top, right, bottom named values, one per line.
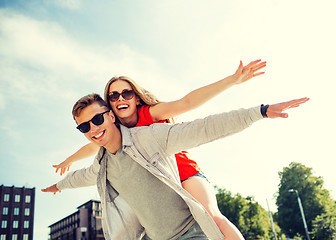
left=90, top=122, right=99, bottom=132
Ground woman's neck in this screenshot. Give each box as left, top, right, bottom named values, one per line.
left=119, top=114, right=138, bottom=128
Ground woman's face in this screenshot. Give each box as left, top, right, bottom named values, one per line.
left=108, top=80, right=140, bottom=125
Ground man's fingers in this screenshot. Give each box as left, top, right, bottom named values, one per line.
left=280, top=113, right=288, bottom=118
left=283, top=97, right=309, bottom=110
left=290, top=97, right=310, bottom=105
left=290, top=104, right=301, bottom=108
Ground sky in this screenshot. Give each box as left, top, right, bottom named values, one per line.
left=0, top=0, right=335, bottom=239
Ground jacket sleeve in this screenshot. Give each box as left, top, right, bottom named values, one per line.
left=56, top=155, right=100, bottom=190
left=152, top=106, right=263, bottom=156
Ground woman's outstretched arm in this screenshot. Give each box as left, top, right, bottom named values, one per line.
left=52, top=142, right=99, bottom=175
left=150, top=59, right=266, bottom=122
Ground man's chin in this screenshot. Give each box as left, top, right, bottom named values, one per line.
left=88, top=132, right=108, bottom=147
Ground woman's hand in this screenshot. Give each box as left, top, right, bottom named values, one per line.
left=233, top=59, right=266, bottom=84
left=41, top=184, right=61, bottom=195
left=53, top=159, right=73, bottom=176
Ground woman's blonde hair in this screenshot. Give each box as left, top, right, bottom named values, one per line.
left=104, top=76, right=174, bottom=123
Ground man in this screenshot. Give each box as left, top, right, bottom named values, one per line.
left=42, top=94, right=309, bottom=240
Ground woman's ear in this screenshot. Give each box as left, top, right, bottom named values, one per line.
left=136, top=96, right=141, bottom=105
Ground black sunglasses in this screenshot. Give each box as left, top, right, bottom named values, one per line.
left=76, top=111, right=110, bottom=133
left=108, top=89, right=134, bottom=102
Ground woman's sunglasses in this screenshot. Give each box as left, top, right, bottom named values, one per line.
left=76, top=111, right=109, bottom=133
left=108, top=89, right=134, bottom=102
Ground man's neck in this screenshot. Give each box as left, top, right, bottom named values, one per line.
left=104, top=125, right=122, bottom=154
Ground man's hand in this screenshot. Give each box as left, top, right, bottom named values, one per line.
left=41, top=184, right=61, bottom=195
left=267, top=97, right=310, bottom=118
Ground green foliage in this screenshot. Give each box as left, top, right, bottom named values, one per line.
left=293, top=234, right=304, bottom=240
left=311, top=211, right=336, bottom=240
left=216, top=187, right=246, bottom=225
left=215, top=162, right=336, bottom=239
left=215, top=187, right=281, bottom=239
left=276, top=162, right=336, bottom=239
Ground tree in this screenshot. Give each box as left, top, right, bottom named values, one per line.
left=276, top=162, right=335, bottom=239
left=241, top=197, right=269, bottom=239
left=311, top=198, right=336, bottom=240
left=216, top=187, right=281, bottom=239
left=311, top=212, right=336, bottom=240
left=216, top=187, right=246, bottom=226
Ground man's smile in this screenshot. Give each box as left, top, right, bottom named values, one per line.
left=92, top=130, right=105, bottom=139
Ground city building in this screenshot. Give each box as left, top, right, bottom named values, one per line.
left=0, top=185, right=35, bottom=240
left=49, top=200, right=104, bottom=240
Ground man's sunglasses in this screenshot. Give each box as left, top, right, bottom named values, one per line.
left=108, top=89, right=134, bottom=102
left=76, top=111, right=110, bottom=133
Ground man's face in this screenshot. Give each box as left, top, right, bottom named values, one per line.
left=75, top=102, right=115, bottom=147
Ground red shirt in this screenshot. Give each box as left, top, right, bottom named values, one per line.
left=136, top=105, right=201, bottom=181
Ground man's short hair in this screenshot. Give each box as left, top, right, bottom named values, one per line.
left=72, top=93, right=109, bottom=119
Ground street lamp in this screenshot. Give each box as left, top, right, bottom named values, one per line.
left=288, top=189, right=311, bottom=240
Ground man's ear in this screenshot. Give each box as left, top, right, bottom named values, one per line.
left=74, top=117, right=79, bottom=125
left=108, top=110, right=116, bottom=123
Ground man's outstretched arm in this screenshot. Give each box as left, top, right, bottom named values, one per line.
left=158, top=97, right=309, bottom=155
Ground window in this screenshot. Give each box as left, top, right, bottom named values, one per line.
left=0, top=235, right=6, bottom=240
left=24, top=208, right=30, bottom=216
left=24, top=221, right=29, bottom=229
left=23, top=235, right=28, bottom=240
left=1, top=220, right=7, bottom=228
left=2, top=207, right=8, bottom=215
left=13, top=208, right=19, bottom=216
left=3, top=194, right=9, bottom=202
left=11, top=235, right=17, bottom=240
left=13, top=221, right=18, bottom=229
left=14, top=195, right=20, bottom=203
left=25, top=195, right=30, bottom=203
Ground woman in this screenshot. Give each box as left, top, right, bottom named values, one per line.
left=53, top=59, right=266, bottom=239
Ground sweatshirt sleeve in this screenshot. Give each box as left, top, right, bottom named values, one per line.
left=158, top=106, right=263, bottom=155
left=56, top=155, right=100, bottom=190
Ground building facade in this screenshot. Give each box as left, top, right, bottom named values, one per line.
left=49, top=200, right=104, bottom=240
left=0, top=185, right=35, bottom=240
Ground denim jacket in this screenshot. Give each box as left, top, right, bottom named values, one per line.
left=57, top=106, right=263, bottom=240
